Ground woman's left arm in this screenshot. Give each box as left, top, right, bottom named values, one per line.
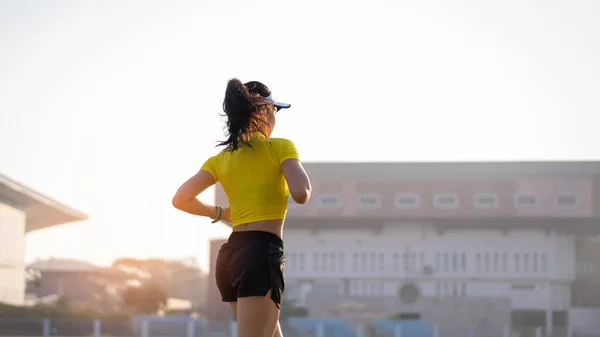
left=172, top=170, right=229, bottom=220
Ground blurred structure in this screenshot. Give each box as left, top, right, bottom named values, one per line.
left=208, top=161, right=600, bottom=335
left=25, top=258, right=128, bottom=312
left=0, top=173, right=87, bottom=306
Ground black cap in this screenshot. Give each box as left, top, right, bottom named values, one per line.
left=244, top=81, right=291, bottom=111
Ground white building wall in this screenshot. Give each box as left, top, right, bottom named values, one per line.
left=283, top=223, right=575, bottom=310
left=0, top=202, right=26, bottom=305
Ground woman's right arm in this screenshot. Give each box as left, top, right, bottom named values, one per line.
left=278, top=139, right=311, bottom=204
left=282, top=159, right=311, bottom=204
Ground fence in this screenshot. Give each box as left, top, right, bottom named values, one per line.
left=0, top=317, right=588, bottom=337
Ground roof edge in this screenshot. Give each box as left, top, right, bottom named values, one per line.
left=0, top=173, right=88, bottom=221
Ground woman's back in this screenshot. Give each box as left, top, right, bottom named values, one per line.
left=201, top=132, right=300, bottom=227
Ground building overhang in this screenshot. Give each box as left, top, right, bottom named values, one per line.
left=0, top=173, right=88, bottom=233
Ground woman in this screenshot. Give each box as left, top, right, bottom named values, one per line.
left=172, top=79, right=312, bottom=337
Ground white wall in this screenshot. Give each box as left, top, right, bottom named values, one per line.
left=283, top=223, right=575, bottom=310
left=569, top=307, right=600, bottom=335
left=0, top=202, right=26, bottom=305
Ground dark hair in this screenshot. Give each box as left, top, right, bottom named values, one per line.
left=217, top=78, right=272, bottom=151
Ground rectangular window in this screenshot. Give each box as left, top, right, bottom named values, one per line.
left=494, top=253, right=499, bottom=272
left=542, top=253, right=547, bottom=273
left=318, top=195, right=342, bottom=209
left=339, top=253, right=345, bottom=271
left=361, top=253, right=368, bottom=271
left=419, top=253, right=425, bottom=271
left=322, top=253, right=329, bottom=271
left=395, top=193, right=421, bottom=209
left=484, top=253, right=490, bottom=272
left=452, top=282, right=458, bottom=297
left=532, top=253, right=538, bottom=273
left=370, top=253, right=377, bottom=272
left=330, top=252, right=336, bottom=271
left=461, top=253, right=467, bottom=271
left=515, top=254, right=521, bottom=272
left=476, top=253, right=481, bottom=272
left=352, top=253, right=358, bottom=271
left=393, top=253, right=400, bottom=272
left=313, top=253, right=319, bottom=271
left=379, top=253, right=385, bottom=271
left=502, top=253, right=508, bottom=272
left=452, top=253, right=458, bottom=272
left=356, top=193, right=382, bottom=209
left=410, top=253, right=417, bottom=272
left=435, top=193, right=460, bottom=209
left=461, top=282, right=467, bottom=296
left=435, top=282, right=441, bottom=298
left=435, top=253, right=441, bottom=271
left=556, top=194, right=577, bottom=206
left=443, top=253, right=450, bottom=272
left=299, top=253, right=305, bottom=271
left=290, top=253, right=297, bottom=271
left=403, top=253, right=410, bottom=272
left=474, top=193, right=499, bottom=209
left=523, top=254, right=529, bottom=272
left=515, top=194, right=538, bottom=207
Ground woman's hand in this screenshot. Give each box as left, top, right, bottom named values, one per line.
left=222, top=206, right=231, bottom=222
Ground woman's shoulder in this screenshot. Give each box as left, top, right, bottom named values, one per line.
left=269, top=137, right=297, bottom=147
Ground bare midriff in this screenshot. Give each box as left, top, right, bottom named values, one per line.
left=232, top=219, right=284, bottom=240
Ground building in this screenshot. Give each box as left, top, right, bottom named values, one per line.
left=0, top=173, right=87, bottom=305
left=208, top=161, right=600, bottom=333
left=25, top=258, right=129, bottom=312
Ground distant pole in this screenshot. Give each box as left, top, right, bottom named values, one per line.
left=186, top=319, right=195, bottom=337
left=356, top=324, right=366, bottom=337
left=535, top=326, right=542, bottom=337
left=42, top=319, right=51, bottom=337
left=394, top=324, right=402, bottom=337
left=141, top=320, right=149, bottom=337
left=93, top=319, right=101, bottom=337
left=230, top=321, right=238, bottom=337
left=432, top=325, right=439, bottom=337
left=316, top=323, right=325, bottom=337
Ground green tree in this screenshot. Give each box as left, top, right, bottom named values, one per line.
left=122, top=283, right=167, bottom=314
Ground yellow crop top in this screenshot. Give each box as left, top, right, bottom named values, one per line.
left=200, top=132, right=300, bottom=227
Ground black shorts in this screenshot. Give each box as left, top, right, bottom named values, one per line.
left=215, top=230, right=285, bottom=308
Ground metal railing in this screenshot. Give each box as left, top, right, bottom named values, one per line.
left=0, top=318, right=590, bottom=337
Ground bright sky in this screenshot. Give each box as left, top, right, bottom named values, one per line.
left=1, top=0, right=599, bottom=271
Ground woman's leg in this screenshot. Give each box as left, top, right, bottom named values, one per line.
left=229, top=302, right=283, bottom=337
left=272, top=321, right=283, bottom=337
left=236, top=290, right=280, bottom=337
